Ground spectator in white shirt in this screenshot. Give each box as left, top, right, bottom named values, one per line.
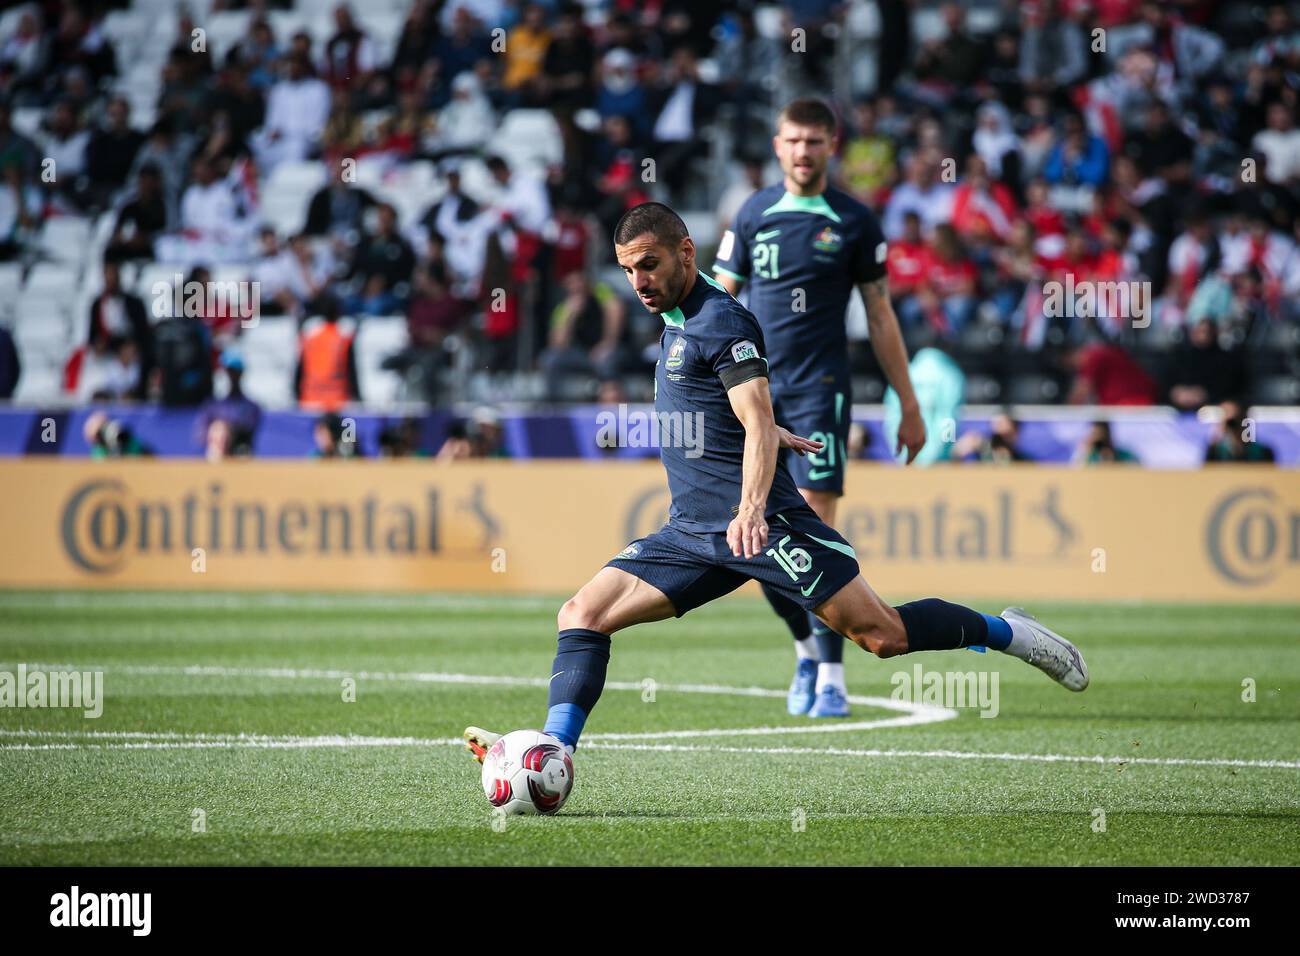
left=0, top=11, right=48, bottom=98
left=252, top=53, right=331, bottom=174
left=256, top=232, right=336, bottom=316
left=155, top=156, right=255, bottom=266
left=883, top=151, right=956, bottom=240
left=486, top=154, right=551, bottom=237
left=37, top=99, right=90, bottom=211
left=426, top=71, right=496, bottom=157
left=1251, top=102, right=1300, bottom=185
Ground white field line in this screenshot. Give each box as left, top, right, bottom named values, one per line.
left=1, top=728, right=1297, bottom=770
left=0, top=729, right=460, bottom=751
left=0, top=728, right=460, bottom=744
left=2, top=664, right=1295, bottom=770
left=0, top=662, right=959, bottom=739
left=584, top=743, right=1300, bottom=770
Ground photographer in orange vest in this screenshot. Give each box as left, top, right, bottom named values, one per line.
left=295, top=294, right=361, bottom=412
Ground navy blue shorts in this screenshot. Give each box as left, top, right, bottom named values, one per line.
left=774, top=388, right=851, bottom=495
left=606, top=504, right=861, bottom=617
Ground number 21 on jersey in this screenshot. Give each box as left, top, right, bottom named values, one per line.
left=752, top=241, right=780, bottom=279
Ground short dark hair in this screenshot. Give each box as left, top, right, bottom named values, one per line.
left=613, top=201, right=689, bottom=248
left=776, top=97, right=838, bottom=135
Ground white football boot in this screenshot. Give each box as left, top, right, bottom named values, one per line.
left=1001, top=607, right=1090, bottom=691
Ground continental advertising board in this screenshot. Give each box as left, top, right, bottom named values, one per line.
left=0, top=460, right=1296, bottom=602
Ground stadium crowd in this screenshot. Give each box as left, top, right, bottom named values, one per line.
left=0, top=0, right=1295, bottom=463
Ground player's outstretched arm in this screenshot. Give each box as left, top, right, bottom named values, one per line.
left=726, top=377, right=781, bottom=559
left=860, top=275, right=926, bottom=463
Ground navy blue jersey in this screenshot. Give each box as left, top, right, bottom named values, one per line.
left=655, top=271, right=806, bottom=533
left=713, top=185, right=888, bottom=395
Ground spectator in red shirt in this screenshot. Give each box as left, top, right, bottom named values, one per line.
left=548, top=202, right=592, bottom=282
left=899, top=224, right=979, bottom=338
left=886, top=210, right=929, bottom=298
left=593, top=114, right=651, bottom=238
left=952, top=155, right=1019, bottom=245
left=1023, top=177, right=1066, bottom=238
left=1093, top=219, right=1133, bottom=282
left=1065, top=341, right=1158, bottom=405
left=1056, top=228, right=1099, bottom=281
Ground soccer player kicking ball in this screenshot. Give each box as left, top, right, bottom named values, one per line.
left=714, top=97, right=919, bottom=719
left=465, top=203, right=1087, bottom=769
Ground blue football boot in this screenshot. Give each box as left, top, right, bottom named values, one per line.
left=786, top=658, right=818, bottom=715
left=808, top=684, right=851, bottom=718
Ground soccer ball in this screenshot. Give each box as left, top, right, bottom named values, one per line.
left=481, top=730, right=575, bottom=815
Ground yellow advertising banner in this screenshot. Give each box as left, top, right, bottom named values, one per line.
left=0, top=459, right=1297, bottom=602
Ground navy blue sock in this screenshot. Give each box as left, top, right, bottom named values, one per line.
left=894, top=599, right=990, bottom=652
left=762, top=582, right=812, bottom=642
left=809, top=615, right=844, bottom=663
left=543, top=628, right=610, bottom=749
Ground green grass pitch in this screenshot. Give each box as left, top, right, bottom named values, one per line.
left=1, top=590, right=1297, bottom=866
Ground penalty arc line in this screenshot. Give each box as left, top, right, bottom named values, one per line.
left=0, top=662, right=960, bottom=738
left=3, top=665, right=1294, bottom=769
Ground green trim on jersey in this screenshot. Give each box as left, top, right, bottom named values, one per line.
left=712, top=264, right=746, bottom=283
left=662, top=272, right=731, bottom=325
left=760, top=191, right=843, bottom=223
left=698, top=270, right=731, bottom=294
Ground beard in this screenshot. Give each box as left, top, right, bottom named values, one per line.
left=639, top=258, right=687, bottom=313
left=787, top=160, right=825, bottom=187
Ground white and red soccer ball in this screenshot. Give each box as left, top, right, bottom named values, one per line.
left=481, top=730, right=574, bottom=815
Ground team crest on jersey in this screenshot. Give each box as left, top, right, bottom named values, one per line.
left=617, top=543, right=641, bottom=559
left=665, top=336, right=687, bottom=370
left=812, top=226, right=843, bottom=253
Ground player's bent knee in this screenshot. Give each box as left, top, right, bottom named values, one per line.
left=557, top=593, right=605, bottom=633
left=853, top=605, right=908, bottom=658
left=816, top=583, right=908, bottom=658
left=845, top=622, right=905, bottom=659
left=819, top=610, right=893, bottom=657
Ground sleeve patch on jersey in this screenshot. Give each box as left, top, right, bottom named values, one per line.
left=717, top=229, right=735, bottom=262
left=875, top=241, right=888, bottom=264
left=730, top=340, right=759, bottom=363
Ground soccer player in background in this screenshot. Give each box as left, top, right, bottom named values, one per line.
left=465, top=203, right=1087, bottom=768
left=713, top=98, right=927, bottom=718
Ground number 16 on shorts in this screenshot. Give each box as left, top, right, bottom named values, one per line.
left=766, top=535, right=813, bottom=580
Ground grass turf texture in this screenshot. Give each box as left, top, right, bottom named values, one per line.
left=1, top=590, right=1297, bottom=866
